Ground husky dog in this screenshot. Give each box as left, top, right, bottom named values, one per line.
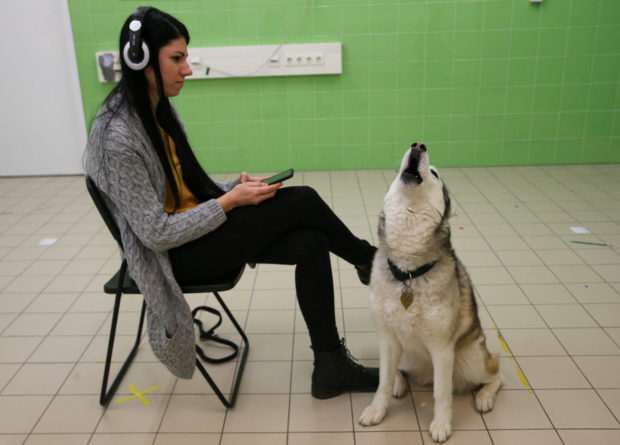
left=358, top=143, right=503, bottom=443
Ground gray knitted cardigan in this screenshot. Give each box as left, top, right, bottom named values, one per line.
left=84, top=95, right=237, bottom=378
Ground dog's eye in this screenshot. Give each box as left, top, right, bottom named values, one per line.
left=430, top=169, right=439, bottom=179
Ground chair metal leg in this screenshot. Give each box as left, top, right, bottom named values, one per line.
left=100, top=261, right=146, bottom=406
left=195, top=291, right=250, bottom=408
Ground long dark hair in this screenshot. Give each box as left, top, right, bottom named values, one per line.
left=102, top=7, right=223, bottom=209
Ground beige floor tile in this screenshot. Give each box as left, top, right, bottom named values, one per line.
left=0, top=395, right=51, bottom=433
left=290, top=360, right=313, bottom=394
left=158, top=395, right=226, bottom=433
left=506, top=266, right=558, bottom=284
left=352, top=392, right=419, bottom=432
left=474, top=284, right=530, bottom=305
left=458, top=251, right=502, bottom=268
left=245, top=310, right=294, bottom=334
left=566, top=282, right=620, bottom=303
left=558, top=429, right=620, bottom=445
left=572, top=356, right=620, bottom=388
left=223, top=394, right=289, bottom=433
left=33, top=395, right=101, bottom=433
left=3, top=275, right=53, bottom=294
left=592, top=264, right=620, bottom=282
left=421, top=430, right=492, bottom=445
left=0, top=336, right=43, bottom=362
left=219, top=433, right=286, bottom=445
left=0, top=293, right=38, bottom=313
left=25, top=292, right=80, bottom=313
left=517, top=356, right=590, bottom=389
left=483, top=238, right=530, bottom=252
left=553, top=328, right=620, bottom=355
left=520, top=284, right=576, bottom=304
left=482, top=390, right=552, bottom=429
left=536, top=389, right=618, bottom=428
left=413, top=392, right=485, bottom=431
left=576, top=248, right=620, bottom=265
left=489, top=430, right=562, bottom=445
left=598, top=389, right=620, bottom=420
left=155, top=433, right=220, bottom=445
left=500, top=357, right=533, bottom=390
left=289, top=432, right=354, bottom=445
left=247, top=334, right=293, bottom=361
left=549, top=265, right=603, bottom=283
left=343, top=308, right=376, bottom=332
left=173, top=360, right=236, bottom=395
left=0, top=364, right=20, bottom=389
left=96, top=394, right=169, bottom=433
left=467, top=267, right=514, bottom=285
left=51, top=312, right=108, bottom=336
left=250, top=289, right=296, bottom=310
left=2, top=363, right=73, bottom=395
left=500, top=329, right=566, bottom=356
left=584, top=303, right=620, bottom=327
left=496, top=250, right=543, bottom=266
left=536, top=249, right=584, bottom=266
left=536, top=304, right=597, bottom=328
left=89, top=434, right=155, bottom=445
left=487, top=306, right=546, bottom=329
left=23, top=434, right=91, bottom=445
left=289, top=393, right=353, bottom=432
left=237, top=360, right=291, bottom=394
left=3, top=313, right=63, bottom=336
left=355, top=431, right=423, bottom=445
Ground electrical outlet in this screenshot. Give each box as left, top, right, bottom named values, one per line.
left=284, top=52, right=325, bottom=67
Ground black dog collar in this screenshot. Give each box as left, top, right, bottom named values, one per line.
left=387, top=259, right=437, bottom=282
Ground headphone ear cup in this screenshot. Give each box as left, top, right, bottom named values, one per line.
left=123, top=40, right=150, bottom=71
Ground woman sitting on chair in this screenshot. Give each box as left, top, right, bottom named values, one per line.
left=84, top=6, right=377, bottom=399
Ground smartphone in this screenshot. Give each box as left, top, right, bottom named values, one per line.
left=263, top=168, right=294, bottom=185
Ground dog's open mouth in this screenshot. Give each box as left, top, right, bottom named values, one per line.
left=400, top=142, right=427, bottom=185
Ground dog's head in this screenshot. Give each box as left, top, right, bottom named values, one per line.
left=387, top=142, right=449, bottom=217
left=380, top=143, right=452, bottom=258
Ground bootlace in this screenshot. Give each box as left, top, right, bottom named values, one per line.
left=339, top=338, right=370, bottom=374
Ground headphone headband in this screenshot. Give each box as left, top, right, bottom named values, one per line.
left=123, top=6, right=152, bottom=71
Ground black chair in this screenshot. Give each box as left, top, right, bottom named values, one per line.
left=85, top=176, right=249, bottom=408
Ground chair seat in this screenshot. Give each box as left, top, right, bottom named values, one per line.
left=104, top=264, right=246, bottom=295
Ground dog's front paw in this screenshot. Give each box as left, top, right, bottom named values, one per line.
left=358, top=404, right=387, bottom=426
left=393, top=371, right=407, bottom=398
left=429, top=418, right=452, bottom=443
left=475, top=387, right=496, bottom=413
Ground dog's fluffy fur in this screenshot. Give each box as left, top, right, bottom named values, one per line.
left=358, top=144, right=503, bottom=443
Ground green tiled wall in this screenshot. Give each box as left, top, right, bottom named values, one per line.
left=69, top=0, right=620, bottom=172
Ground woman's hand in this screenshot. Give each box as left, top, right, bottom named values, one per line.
left=217, top=181, right=281, bottom=212
left=238, top=171, right=268, bottom=184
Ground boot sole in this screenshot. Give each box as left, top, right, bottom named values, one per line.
left=312, top=384, right=378, bottom=400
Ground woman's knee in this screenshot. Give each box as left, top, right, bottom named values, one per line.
left=292, top=228, right=329, bottom=261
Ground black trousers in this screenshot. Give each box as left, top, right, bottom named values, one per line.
left=169, top=186, right=375, bottom=351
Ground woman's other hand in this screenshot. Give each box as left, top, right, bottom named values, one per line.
left=217, top=181, right=281, bottom=212
left=238, top=171, right=268, bottom=184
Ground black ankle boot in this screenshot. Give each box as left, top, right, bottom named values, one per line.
left=311, top=339, right=379, bottom=399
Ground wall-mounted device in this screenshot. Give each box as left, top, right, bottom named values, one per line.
left=95, top=42, right=342, bottom=83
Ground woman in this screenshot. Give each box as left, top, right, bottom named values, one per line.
left=84, top=7, right=377, bottom=400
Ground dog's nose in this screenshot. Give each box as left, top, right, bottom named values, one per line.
left=411, top=142, right=427, bottom=152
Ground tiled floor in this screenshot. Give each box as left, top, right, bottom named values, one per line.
left=0, top=164, right=619, bottom=445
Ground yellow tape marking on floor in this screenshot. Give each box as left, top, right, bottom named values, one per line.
left=496, top=333, right=511, bottom=354
left=116, top=384, right=159, bottom=406
left=514, top=365, right=530, bottom=389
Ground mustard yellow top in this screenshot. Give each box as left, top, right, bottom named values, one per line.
left=159, top=126, right=200, bottom=214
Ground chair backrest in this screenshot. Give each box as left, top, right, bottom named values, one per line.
left=85, top=176, right=124, bottom=250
